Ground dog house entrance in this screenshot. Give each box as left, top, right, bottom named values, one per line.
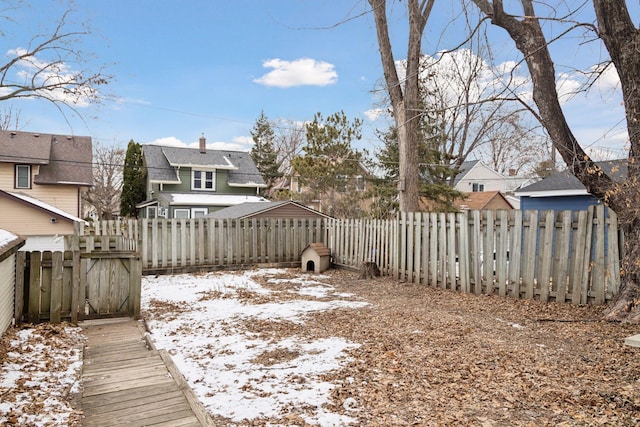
left=306, top=260, right=315, bottom=272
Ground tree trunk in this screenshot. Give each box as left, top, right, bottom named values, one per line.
left=359, top=262, right=381, bottom=280
left=369, top=0, right=434, bottom=213
left=471, top=0, right=640, bottom=321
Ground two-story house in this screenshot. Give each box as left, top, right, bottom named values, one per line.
left=139, top=136, right=267, bottom=219
left=0, top=130, right=92, bottom=250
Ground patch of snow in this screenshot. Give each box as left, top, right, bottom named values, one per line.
left=142, top=269, right=367, bottom=425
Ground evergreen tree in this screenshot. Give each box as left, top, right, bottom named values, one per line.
left=291, top=111, right=364, bottom=216
left=250, top=111, right=282, bottom=196
left=371, top=108, right=461, bottom=215
left=120, top=140, right=146, bottom=218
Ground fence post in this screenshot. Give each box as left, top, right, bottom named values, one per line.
left=71, top=251, right=81, bottom=324
left=50, top=252, right=63, bottom=324
left=14, top=251, right=26, bottom=325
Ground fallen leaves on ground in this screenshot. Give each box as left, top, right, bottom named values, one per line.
left=144, top=268, right=640, bottom=426
left=0, top=323, right=84, bottom=426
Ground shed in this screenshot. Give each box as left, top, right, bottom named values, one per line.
left=301, top=243, right=331, bottom=273
left=207, top=200, right=332, bottom=220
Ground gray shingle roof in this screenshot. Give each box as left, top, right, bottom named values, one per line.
left=143, top=144, right=265, bottom=186
left=517, top=159, right=627, bottom=193
left=207, top=201, right=287, bottom=219
left=0, top=130, right=93, bottom=186
left=453, top=160, right=480, bottom=185
left=142, top=145, right=180, bottom=183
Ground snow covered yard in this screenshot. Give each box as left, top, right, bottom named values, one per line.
left=141, top=268, right=369, bottom=426
left=0, top=324, right=84, bottom=426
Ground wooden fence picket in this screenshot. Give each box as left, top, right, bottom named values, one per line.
left=74, top=209, right=621, bottom=305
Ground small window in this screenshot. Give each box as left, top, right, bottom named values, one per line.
left=192, top=170, right=215, bottom=190
left=472, top=183, right=484, bottom=192
left=356, top=176, right=366, bottom=192
left=191, top=208, right=208, bottom=218
left=174, top=209, right=190, bottom=219
left=147, top=206, right=157, bottom=218
left=15, top=165, right=31, bottom=189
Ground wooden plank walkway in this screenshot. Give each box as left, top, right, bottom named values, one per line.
left=80, top=318, right=213, bottom=426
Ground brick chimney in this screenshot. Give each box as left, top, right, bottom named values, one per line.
left=199, top=133, right=206, bottom=154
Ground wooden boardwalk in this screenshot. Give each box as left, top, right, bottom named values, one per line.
left=80, top=318, right=213, bottom=427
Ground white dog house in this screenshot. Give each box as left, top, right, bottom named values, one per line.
left=301, top=243, right=331, bottom=273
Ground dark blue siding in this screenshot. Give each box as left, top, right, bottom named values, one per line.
left=519, top=195, right=602, bottom=212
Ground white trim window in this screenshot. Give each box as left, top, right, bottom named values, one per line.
left=147, top=206, right=157, bottom=218
left=192, top=169, right=215, bottom=190
left=472, top=183, right=485, bottom=192
left=15, top=164, right=31, bottom=189
left=191, top=208, right=208, bottom=218
left=174, top=208, right=190, bottom=219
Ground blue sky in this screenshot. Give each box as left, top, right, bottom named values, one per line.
left=3, top=0, right=630, bottom=160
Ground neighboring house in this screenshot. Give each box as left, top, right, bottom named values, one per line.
left=0, top=229, right=24, bottom=335
left=456, top=191, right=514, bottom=211
left=515, top=159, right=627, bottom=211
left=140, top=137, right=267, bottom=219
left=0, top=130, right=92, bottom=250
left=453, top=160, right=507, bottom=193
left=419, top=191, right=513, bottom=212
left=206, top=200, right=332, bottom=220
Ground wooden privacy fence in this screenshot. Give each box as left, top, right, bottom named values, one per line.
left=327, top=205, right=620, bottom=304
left=15, top=250, right=141, bottom=324
left=83, top=206, right=620, bottom=305
left=118, top=218, right=326, bottom=273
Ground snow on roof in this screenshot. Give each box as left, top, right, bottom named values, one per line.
left=7, top=192, right=85, bottom=223
left=167, top=193, right=268, bottom=206
left=0, top=229, right=19, bottom=248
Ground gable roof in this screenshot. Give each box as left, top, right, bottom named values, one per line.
left=453, top=160, right=480, bottom=184
left=0, top=130, right=93, bottom=186
left=516, top=159, right=627, bottom=196
left=207, top=200, right=331, bottom=220
left=0, top=190, right=85, bottom=223
left=143, top=144, right=266, bottom=187
left=457, top=191, right=513, bottom=210
left=453, top=160, right=506, bottom=186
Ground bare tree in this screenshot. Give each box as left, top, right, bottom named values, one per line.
left=0, top=106, right=22, bottom=130
left=0, top=2, right=109, bottom=120
left=417, top=46, right=544, bottom=178
left=470, top=0, right=640, bottom=321
left=83, top=144, right=124, bottom=220
left=369, top=0, right=435, bottom=212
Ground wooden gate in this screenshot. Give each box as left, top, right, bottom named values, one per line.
left=80, top=251, right=141, bottom=320
left=16, top=250, right=141, bottom=324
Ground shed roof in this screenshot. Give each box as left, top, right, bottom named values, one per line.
left=207, top=200, right=331, bottom=220
left=516, top=159, right=627, bottom=196
left=457, top=191, right=513, bottom=210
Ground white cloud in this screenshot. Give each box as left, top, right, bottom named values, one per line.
left=6, top=47, right=98, bottom=107
left=254, top=58, right=338, bottom=88
left=146, top=136, right=251, bottom=152
left=364, top=108, right=386, bottom=121
left=147, top=136, right=185, bottom=147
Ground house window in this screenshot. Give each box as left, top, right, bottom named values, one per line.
left=356, top=176, right=366, bottom=192
left=191, top=208, right=208, bottom=218
left=472, top=183, right=484, bottom=192
left=15, top=165, right=31, bottom=189
left=192, top=170, right=215, bottom=190
left=174, top=208, right=190, bottom=219
left=147, top=206, right=157, bottom=218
